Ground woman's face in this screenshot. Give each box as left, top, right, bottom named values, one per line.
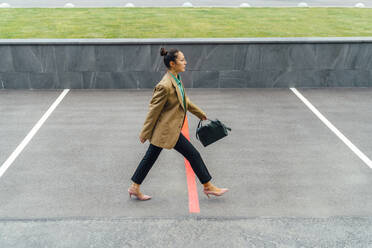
left=170, top=51, right=187, bottom=73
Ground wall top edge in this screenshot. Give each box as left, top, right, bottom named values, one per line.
left=1, top=37, right=372, bottom=45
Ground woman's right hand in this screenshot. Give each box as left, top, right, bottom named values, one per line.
left=140, top=137, right=146, bottom=143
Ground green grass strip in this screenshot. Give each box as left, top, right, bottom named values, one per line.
left=0, top=8, right=372, bottom=38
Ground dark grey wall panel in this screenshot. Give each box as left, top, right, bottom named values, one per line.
left=124, top=45, right=152, bottom=71
left=64, top=46, right=96, bottom=72
left=192, top=71, right=219, bottom=88
left=0, top=72, right=30, bottom=89
left=95, top=46, right=123, bottom=72
left=220, top=70, right=250, bottom=88
left=29, top=73, right=58, bottom=89
left=0, top=38, right=372, bottom=89
left=0, top=46, right=14, bottom=72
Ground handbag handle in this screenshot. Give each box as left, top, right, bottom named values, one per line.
left=196, top=118, right=210, bottom=140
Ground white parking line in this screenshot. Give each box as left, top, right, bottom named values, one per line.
left=0, top=89, right=70, bottom=179
left=290, top=88, right=372, bottom=169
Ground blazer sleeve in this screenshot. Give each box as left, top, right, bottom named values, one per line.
left=139, top=84, right=169, bottom=140
left=186, top=96, right=207, bottom=120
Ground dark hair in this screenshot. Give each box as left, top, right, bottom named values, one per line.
left=160, top=48, right=179, bottom=69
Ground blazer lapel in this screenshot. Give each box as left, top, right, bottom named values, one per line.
left=168, top=72, right=186, bottom=112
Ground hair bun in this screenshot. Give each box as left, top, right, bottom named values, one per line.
left=160, top=48, right=168, bottom=56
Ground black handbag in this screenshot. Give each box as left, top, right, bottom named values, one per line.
left=196, top=119, right=232, bottom=147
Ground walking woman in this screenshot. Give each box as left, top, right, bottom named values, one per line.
left=128, top=48, right=228, bottom=201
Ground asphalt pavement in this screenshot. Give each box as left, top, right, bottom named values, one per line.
left=1, top=88, right=372, bottom=247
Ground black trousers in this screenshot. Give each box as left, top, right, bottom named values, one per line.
left=131, top=132, right=212, bottom=185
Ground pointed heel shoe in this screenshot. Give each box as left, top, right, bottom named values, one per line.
left=203, top=188, right=229, bottom=198
left=128, top=188, right=152, bottom=201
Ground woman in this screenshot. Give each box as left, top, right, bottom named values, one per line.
left=128, top=47, right=228, bottom=201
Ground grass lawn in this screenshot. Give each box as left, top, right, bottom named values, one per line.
left=0, top=8, right=371, bottom=38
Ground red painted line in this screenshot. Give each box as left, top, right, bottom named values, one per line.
left=181, top=115, right=200, bottom=213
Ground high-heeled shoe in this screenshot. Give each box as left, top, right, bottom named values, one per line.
left=128, top=187, right=152, bottom=201
left=203, top=187, right=229, bottom=198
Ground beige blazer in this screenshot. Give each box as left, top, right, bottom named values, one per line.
left=139, top=71, right=207, bottom=149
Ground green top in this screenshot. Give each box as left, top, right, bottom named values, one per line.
left=170, top=72, right=186, bottom=111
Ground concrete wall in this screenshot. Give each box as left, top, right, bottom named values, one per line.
left=1, top=38, right=372, bottom=89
